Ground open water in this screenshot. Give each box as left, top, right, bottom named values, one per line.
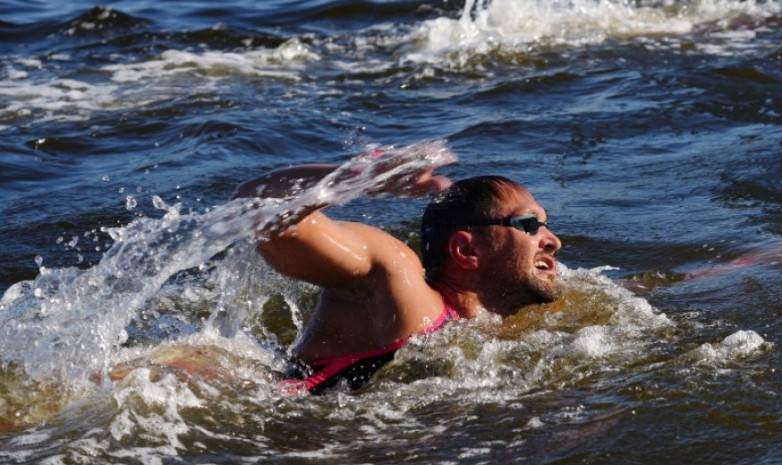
left=1, top=0, right=782, bottom=463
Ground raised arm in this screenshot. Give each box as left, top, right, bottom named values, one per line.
left=233, top=143, right=454, bottom=290
left=232, top=163, right=368, bottom=288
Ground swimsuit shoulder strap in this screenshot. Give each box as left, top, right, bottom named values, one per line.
left=444, top=300, right=459, bottom=321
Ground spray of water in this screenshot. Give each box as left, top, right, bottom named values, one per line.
left=0, top=140, right=457, bottom=387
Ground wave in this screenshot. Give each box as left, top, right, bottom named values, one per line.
left=58, top=6, right=149, bottom=38
left=1, top=0, right=778, bottom=129
left=402, top=0, right=782, bottom=64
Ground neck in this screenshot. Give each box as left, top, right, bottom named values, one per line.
left=428, top=277, right=483, bottom=319
left=429, top=275, right=525, bottom=319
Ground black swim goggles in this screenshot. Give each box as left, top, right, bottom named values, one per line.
left=445, top=214, right=549, bottom=235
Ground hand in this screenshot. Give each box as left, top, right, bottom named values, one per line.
left=381, top=167, right=452, bottom=197
left=338, top=140, right=457, bottom=198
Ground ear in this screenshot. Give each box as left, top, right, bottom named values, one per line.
left=448, top=231, right=480, bottom=270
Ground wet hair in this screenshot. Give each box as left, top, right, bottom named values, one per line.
left=420, top=175, right=520, bottom=279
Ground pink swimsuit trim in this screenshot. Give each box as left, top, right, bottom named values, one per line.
left=282, top=301, right=457, bottom=394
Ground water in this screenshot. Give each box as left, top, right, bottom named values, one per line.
left=1, top=0, right=781, bottom=463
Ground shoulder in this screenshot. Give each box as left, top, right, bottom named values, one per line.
left=329, top=221, right=444, bottom=329
left=338, top=221, right=423, bottom=269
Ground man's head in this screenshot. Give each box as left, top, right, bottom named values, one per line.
left=421, top=176, right=562, bottom=316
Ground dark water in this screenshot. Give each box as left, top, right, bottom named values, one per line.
left=2, top=0, right=782, bottom=463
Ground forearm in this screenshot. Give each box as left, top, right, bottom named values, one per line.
left=232, top=164, right=338, bottom=200
left=233, top=142, right=454, bottom=240
left=233, top=141, right=455, bottom=201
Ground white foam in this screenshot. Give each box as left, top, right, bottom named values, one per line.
left=722, top=329, right=765, bottom=351
left=0, top=39, right=320, bottom=129
left=686, top=329, right=767, bottom=366
left=110, top=370, right=202, bottom=449
left=104, top=38, right=319, bottom=83
left=402, top=0, right=781, bottom=63
left=569, top=325, right=616, bottom=357
left=559, top=264, right=673, bottom=328
left=8, top=431, right=53, bottom=447
left=0, top=76, right=126, bottom=125
left=391, top=264, right=676, bottom=397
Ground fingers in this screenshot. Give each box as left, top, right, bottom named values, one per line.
left=428, top=174, right=452, bottom=190
left=414, top=173, right=451, bottom=194
left=398, top=172, right=452, bottom=197
left=350, top=140, right=457, bottom=198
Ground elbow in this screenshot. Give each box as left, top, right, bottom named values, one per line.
left=232, top=180, right=261, bottom=199
left=255, top=238, right=282, bottom=268
left=255, top=237, right=299, bottom=278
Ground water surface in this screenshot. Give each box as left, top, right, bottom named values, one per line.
left=1, top=0, right=782, bottom=463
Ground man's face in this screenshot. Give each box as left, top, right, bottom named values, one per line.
left=474, top=186, right=562, bottom=316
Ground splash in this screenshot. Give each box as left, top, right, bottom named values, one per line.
left=0, top=140, right=456, bottom=389
left=380, top=264, right=675, bottom=400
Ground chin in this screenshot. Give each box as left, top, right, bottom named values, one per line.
left=487, top=275, right=560, bottom=315
left=502, top=291, right=559, bottom=317
left=539, top=287, right=561, bottom=303
left=528, top=278, right=560, bottom=305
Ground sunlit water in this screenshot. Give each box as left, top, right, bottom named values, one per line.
left=1, top=0, right=782, bottom=463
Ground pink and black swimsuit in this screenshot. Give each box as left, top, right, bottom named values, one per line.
left=282, top=301, right=458, bottom=395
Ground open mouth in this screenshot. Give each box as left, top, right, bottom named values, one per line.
left=534, top=255, right=556, bottom=273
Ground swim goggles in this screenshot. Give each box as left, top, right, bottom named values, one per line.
left=454, top=214, right=549, bottom=235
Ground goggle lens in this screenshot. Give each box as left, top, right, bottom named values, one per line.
left=508, top=215, right=547, bottom=235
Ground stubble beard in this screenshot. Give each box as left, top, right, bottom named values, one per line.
left=527, top=273, right=560, bottom=304
left=481, top=269, right=561, bottom=317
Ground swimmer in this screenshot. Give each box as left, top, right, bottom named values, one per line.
left=234, top=150, right=562, bottom=394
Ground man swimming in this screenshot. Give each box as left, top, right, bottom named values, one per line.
left=233, top=149, right=562, bottom=394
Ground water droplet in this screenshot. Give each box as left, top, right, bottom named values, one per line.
left=152, top=195, right=168, bottom=210
left=126, top=195, right=137, bottom=210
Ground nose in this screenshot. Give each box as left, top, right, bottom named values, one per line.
left=539, top=226, right=562, bottom=253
